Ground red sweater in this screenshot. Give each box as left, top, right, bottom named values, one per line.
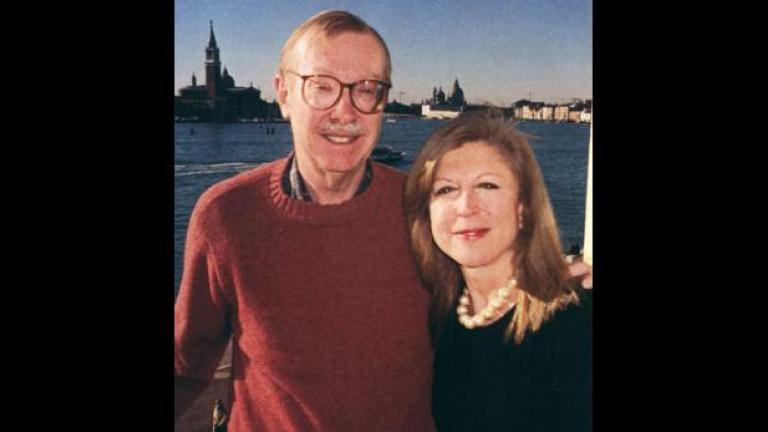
left=175, top=158, right=435, bottom=431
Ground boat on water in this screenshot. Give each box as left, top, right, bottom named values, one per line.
left=371, top=146, right=405, bottom=164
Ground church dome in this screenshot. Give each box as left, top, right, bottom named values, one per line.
left=221, top=67, right=235, bottom=88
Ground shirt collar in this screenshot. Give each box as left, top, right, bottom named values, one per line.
left=281, top=154, right=373, bottom=202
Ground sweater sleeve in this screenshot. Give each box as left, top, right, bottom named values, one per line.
left=174, top=198, right=232, bottom=419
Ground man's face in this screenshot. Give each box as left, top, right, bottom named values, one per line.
left=275, top=32, right=387, bottom=178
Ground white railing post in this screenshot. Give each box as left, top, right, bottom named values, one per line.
left=583, top=117, right=593, bottom=266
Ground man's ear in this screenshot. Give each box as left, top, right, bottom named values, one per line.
left=274, top=74, right=290, bottom=120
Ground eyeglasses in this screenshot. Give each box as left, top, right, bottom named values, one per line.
left=284, top=70, right=391, bottom=114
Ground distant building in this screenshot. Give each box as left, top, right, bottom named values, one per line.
left=384, top=100, right=421, bottom=116
left=447, top=79, right=465, bottom=106
left=513, top=100, right=546, bottom=120
left=512, top=99, right=530, bottom=119
left=175, top=21, right=279, bottom=122
left=422, top=78, right=467, bottom=119
left=513, top=98, right=591, bottom=123
left=567, top=101, right=584, bottom=123
left=554, top=105, right=570, bottom=122
left=580, top=99, right=592, bottom=123
left=422, top=104, right=462, bottom=119
left=432, top=86, right=447, bottom=105
left=540, top=105, right=555, bottom=121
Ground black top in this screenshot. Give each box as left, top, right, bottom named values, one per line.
left=432, top=290, right=592, bottom=432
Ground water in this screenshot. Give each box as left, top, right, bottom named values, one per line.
left=175, top=119, right=590, bottom=292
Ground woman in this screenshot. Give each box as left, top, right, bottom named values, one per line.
left=405, top=112, right=592, bottom=431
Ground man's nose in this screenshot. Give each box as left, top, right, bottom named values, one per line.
left=331, top=87, right=357, bottom=122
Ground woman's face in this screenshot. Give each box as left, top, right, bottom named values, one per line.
left=429, top=141, right=523, bottom=271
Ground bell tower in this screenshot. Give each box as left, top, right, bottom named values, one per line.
left=205, top=20, right=221, bottom=100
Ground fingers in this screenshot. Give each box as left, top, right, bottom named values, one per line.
left=567, top=260, right=593, bottom=290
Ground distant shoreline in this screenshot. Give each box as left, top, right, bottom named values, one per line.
left=175, top=118, right=289, bottom=124
left=174, top=117, right=591, bottom=125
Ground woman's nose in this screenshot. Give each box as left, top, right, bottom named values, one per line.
left=456, top=190, right=479, bottom=216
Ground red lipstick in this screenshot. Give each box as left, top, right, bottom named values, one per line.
left=454, top=228, right=489, bottom=240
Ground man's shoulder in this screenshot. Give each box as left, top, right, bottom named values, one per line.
left=371, top=161, right=407, bottom=187
left=372, top=161, right=407, bottom=177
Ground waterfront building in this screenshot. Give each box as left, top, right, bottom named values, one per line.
left=175, top=21, right=279, bottom=122
left=421, top=104, right=462, bottom=119
left=513, top=100, right=545, bottom=120
left=540, top=105, right=555, bottom=121
left=513, top=98, right=592, bottom=123
left=421, top=78, right=467, bottom=119
left=579, top=99, right=592, bottom=123
left=554, top=105, right=570, bottom=122
left=384, top=100, right=421, bottom=117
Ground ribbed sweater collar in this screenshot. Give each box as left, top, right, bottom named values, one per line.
left=266, top=157, right=393, bottom=226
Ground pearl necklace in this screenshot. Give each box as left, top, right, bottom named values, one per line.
left=457, top=277, right=517, bottom=329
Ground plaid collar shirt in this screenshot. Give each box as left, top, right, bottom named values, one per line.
left=280, top=153, right=373, bottom=202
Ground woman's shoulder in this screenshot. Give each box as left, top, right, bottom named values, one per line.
left=570, top=287, right=593, bottom=319
left=561, top=286, right=592, bottom=320
left=538, top=288, right=593, bottom=347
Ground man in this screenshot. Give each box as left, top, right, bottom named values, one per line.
left=175, top=10, right=592, bottom=431
left=176, top=11, right=434, bottom=431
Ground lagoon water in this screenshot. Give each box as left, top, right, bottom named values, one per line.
left=175, top=119, right=590, bottom=293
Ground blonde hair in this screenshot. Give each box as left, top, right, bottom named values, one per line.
left=277, top=10, right=392, bottom=81
left=404, top=112, right=579, bottom=344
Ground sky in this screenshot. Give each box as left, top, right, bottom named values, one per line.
left=175, top=0, right=592, bottom=106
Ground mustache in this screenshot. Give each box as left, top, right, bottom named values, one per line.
left=319, top=122, right=364, bottom=135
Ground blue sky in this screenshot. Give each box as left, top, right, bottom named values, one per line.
left=175, top=0, right=592, bottom=106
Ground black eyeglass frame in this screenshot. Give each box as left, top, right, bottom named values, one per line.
left=284, top=70, right=392, bottom=114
